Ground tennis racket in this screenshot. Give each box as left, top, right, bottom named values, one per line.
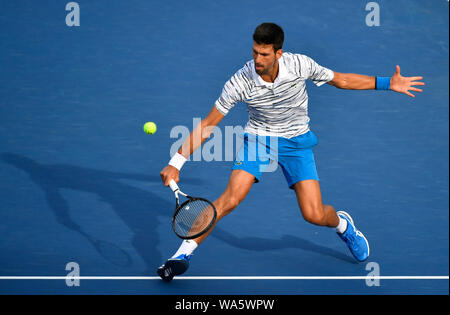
left=169, top=179, right=217, bottom=240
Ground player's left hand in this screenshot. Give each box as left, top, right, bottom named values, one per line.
left=390, top=65, right=425, bottom=98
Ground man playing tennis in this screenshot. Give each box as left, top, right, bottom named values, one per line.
left=158, top=23, right=425, bottom=281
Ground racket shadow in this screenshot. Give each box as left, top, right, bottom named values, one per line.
left=212, top=227, right=357, bottom=264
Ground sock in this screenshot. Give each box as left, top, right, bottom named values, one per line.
left=171, top=240, right=198, bottom=258
left=335, top=217, right=348, bottom=234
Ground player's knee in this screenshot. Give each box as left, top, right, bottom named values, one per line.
left=227, top=195, right=241, bottom=212
left=302, top=207, right=326, bottom=226
left=217, top=195, right=240, bottom=218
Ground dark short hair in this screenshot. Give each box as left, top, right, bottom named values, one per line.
left=253, top=23, right=284, bottom=51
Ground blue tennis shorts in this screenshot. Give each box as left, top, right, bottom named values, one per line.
left=232, top=131, right=319, bottom=188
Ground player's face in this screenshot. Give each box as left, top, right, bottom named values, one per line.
left=252, top=42, right=282, bottom=76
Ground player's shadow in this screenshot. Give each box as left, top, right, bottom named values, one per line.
left=2, top=153, right=356, bottom=275
left=1, top=153, right=189, bottom=274
left=212, top=228, right=357, bottom=264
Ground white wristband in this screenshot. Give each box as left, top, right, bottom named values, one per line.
left=168, top=152, right=187, bottom=171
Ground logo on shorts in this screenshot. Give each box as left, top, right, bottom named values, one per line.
left=235, top=161, right=243, bottom=165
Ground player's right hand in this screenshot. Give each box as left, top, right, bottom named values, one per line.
left=160, top=165, right=180, bottom=186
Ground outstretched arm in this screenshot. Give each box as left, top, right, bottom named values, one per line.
left=177, top=106, right=225, bottom=159
left=328, top=65, right=425, bottom=98
left=160, top=106, right=225, bottom=186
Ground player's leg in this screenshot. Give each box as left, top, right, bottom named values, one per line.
left=194, top=169, right=255, bottom=244
left=278, top=137, right=338, bottom=227
left=292, top=179, right=340, bottom=227
left=158, top=134, right=270, bottom=281
left=292, top=179, right=369, bottom=261
left=277, top=131, right=369, bottom=262
left=157, top=169, right=255, bottom=281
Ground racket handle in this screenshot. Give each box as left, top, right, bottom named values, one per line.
left=169, top=179, right=179, bottom=192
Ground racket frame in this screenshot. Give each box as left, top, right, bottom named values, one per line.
left=169, top=180, right=217, bottom=240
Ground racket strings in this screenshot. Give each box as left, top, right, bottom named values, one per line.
left=174, top=199, right=215, bottom=238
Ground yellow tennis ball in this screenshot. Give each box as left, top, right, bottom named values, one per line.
left=143, top=122, right=157, bottom=134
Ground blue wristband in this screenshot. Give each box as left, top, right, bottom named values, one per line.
left=376, top=77, right=391, bottom=90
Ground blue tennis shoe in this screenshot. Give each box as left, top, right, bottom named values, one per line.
left=157, top=254, right=191, bottom=282
left=337, top=211, right=370, bottom=262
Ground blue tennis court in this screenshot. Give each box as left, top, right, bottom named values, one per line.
left=0, top=0, right=448, bottom=295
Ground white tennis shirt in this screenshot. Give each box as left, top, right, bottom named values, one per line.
left=215, top=52, right=334, bottom=138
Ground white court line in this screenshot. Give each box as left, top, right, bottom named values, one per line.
left=0, top=276, right=448, bottom=280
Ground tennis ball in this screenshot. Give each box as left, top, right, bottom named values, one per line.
left=143, top=122, right=157, bottom=134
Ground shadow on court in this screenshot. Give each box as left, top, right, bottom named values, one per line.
left=1, top=153, right=174, bottom=274
left=2, top=153, right=357, bottom=276
left=212, top=229, right=356, bottom=264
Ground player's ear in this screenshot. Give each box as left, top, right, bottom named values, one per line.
left=275, top=49, right=283, bottom=59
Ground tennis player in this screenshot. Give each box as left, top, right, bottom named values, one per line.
left=158, top=23, right=424, bottom=281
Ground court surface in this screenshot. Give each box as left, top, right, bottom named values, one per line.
left=0, top=0, right=448, bottom=294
